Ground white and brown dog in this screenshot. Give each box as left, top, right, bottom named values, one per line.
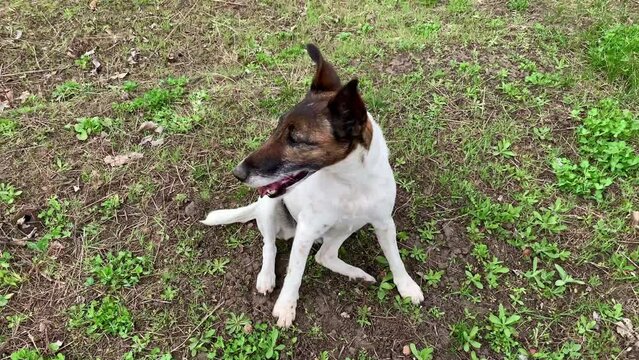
left=202, top=44, right=424, bottom=327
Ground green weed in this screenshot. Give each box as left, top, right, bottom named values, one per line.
left=590, top=24, right=639, bottom=88
left=507, top=0, right=529, bottom=11
left=0, top=118, right=18, bottom=137
left=188, top=314, right=286, bottom=359
left=51, top=81, right=85, bottom=101
left=87, top=251, right=152, bottom=289
left=74, top=54, right=92, bottom=70
left=1, top=251, right=22, bottom=310
left=409, top=343, right=434, bottom=360
left=553, top=99, right=639, bottom=201
left=67, top=116, right=113, bottom=141
left=423, top=269, right=445, bottom=287
left=69, top=296, right=133, bottom=338
left=34, top=196, right=73, bottom=252
left=0, top=183, right=22, bottom=205
left=486, top=304, right=520, bottom=355
left=356, top=305, right=372, bottom=327
left=9, top=342, right=65, bottom=360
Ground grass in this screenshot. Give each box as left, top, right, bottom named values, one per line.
left=1, top=0, right=638, bottom=358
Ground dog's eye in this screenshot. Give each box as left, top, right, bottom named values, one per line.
left=288, top=131, right=301, bottom=145
left=288, top=131, right=314, bottom=146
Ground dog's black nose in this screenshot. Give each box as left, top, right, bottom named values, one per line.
left=232, top=164, right=249, bottom=182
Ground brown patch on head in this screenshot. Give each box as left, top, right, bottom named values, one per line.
left=233, top=44, right=371, bottom=183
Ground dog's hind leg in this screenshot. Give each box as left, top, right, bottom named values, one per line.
left=372, top=218, right=424, bottom=304
left=314, top=228, right=376, bottom=283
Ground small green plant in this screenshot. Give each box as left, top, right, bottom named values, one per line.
left=122, top=80, right=139, bottom=93
left=1, top=251, right=22, bottom=310
left=409, top=343, right=434, bottom=360
left=377, top=273, right=396, bottom=301
left=465, top=267, right=484, bottom=290
left=208, top=257, right=230, bottom=275
left=0, top=118, right=18, bottom=137
left=484, top=257, right=509, bottom=289
left=472, top=243, right=490, bottom=261
left=554, top=264, right=585, bottom=293
left=69, top=296, right=133, bottom=338
left=99, top=194, right=122, bottom=219
left=554, top=99, right=639, bottom=201
left=356, top=305, right=372, bottom=327
left=51, top=81, right=84, bottom=101
left=408, top=245, right=428, bottom=263
left=590, top=24, right=639, bottom=88
left=423, top=269, right=445, bottom=286
left=493, top=139, right=516, bottom=158
left=75, top=54, right=92, bottom=70
left=530, top=239, right=571, bottom=261
left=576, top=315, right=596, bottom=335
left=9, top=343, right=65, bottom=360
left=0, top=183, right=22, bottom=205
left=451, top=321, right=481, bottom=353
left=448, top=0, right=471, bottom=13
left=7, top=312, right=28, bottom=330
left=161, top=285, right=178, bottom=301
left=486, top=304, right=520, bottom=354
left=189, top=316, right=286, bottom=359
left=428, top=306, right=445, bottom=319
left=225, top=312, right=251, bottom=334
left=523, top=258, right=555, bottom=290
left=88, top=250, right=152, bottom=289
left=67, top=116, right=113, bottom=141
left=507, top=0, right=528, bottom=11
left=35, top=196, right=73, bottom=252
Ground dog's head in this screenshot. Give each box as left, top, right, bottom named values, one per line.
left=233, top=44, right=372, bottom=197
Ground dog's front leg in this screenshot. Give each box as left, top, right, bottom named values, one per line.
left=272, top=217, right=331, bottom=328
left=373, top=218, right=424, bottom=304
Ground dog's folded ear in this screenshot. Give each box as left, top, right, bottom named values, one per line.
left=328, top=79, right=367, bottom=141
left=307, top=44, right=341, bottom=93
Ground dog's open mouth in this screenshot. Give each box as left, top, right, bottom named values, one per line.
left=258, top=171, right=310, bottom=198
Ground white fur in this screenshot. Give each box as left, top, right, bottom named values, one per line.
left=202, top=114, right=424, bottom=328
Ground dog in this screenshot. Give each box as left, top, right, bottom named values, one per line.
left=201, top=44, right=424, bottom=327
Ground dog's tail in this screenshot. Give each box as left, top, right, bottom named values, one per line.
left=200, top=202, right=258, bottom=226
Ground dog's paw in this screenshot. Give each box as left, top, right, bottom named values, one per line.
left=256, top=270, right=276, bottom=294
left=395, top=277, right=424, bottom=304
left=272, top=297, right=297, bottom=328
left=349, top=269, right=376, bottom=283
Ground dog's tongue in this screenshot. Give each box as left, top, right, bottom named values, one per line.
left=258, top=181, right=285, bottom=197
left=257, top=171, right=309, bottom=197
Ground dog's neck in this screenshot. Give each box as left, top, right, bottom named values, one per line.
left=322, top=114, right=389, bottom=182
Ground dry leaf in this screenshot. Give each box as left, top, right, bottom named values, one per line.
left=104, top=152, right=143, bottom=167
left=138, top=121, right=158, bottom=132
left=17, top=91, right=31, bottom=103
left=139, top=135, right=153, bottom=146
left=615, top=318, right=639, bottom=348
left=90, top=57, right=102, bottom=76
left=109, top=72, right=128, bottom=80
left=150, top=138, right=164, bottom=147
left=631, top=211, right=639, bottom=229
left=89, top=0, right=98, bottom=10
left=128, top=48, right=139, bottom=65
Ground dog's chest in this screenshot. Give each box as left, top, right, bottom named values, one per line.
left=283, top=171, right=393, bottom=226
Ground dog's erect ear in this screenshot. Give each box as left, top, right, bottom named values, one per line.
left=328, top=79, right=367, bottom=140
left=307, top=44, right=341, bottom=93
